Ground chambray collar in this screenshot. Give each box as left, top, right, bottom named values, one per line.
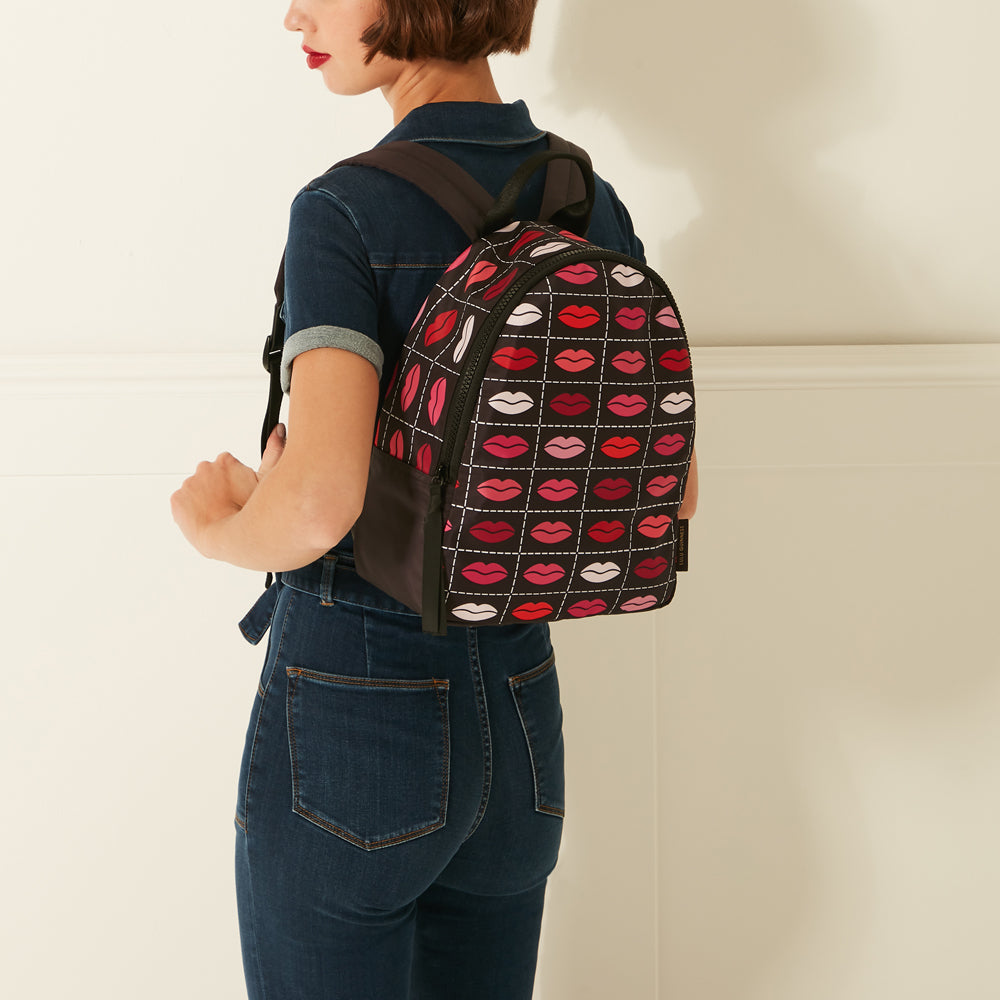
left=377, top=100, right=546, bottom=148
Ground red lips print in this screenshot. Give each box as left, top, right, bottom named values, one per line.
left=530, top=521, right=574, bottom=544
left=588, top=520, right=626, bottom=543
left=555, top=263, right=598, bottom=285
left=646, top=475, right=679, bottom=497
left=634, top=557, right=670, bottom=580
left=567, top=599, right=608, bottom=619
left=549, top=393, right=591, bottom=416
left=615, top=307, right=647, bottom=330
left=389, top=429, right=405, bottom=460
left=601, top=436, right=641, bottom=459
left=607, top=394, right=648, bottom=418
left=611, top=350, right=646, bottom=374
left=558, top=304, right=601, bottom=329
left=477, top=478, right=523, bottom=502
left=461, top=562, right=509, bottom=586
left=482, top=435, right=530, bottom=459
left=509, top=229, right=545, bottom=257
left=637, top=514, right=673, bottom=538
left=653, top=433, right=686, bottom=457
left=483, top=269, right=519, bottom=302
left=537, top=479, right=579, bottom=502
left=425, top=310, right=458, bottom=347
left=523, top=563, right=566, bottom=586
left=469, top=520, right=516, bottom=544
left=554, top=348, right=595, bottom=373
left=593, top=478, right=632, bottom=501
left=416, top=443, right=432, bottom=474
left=512, top=602, right=555, bottom=622
left=466, top=261, right=497, bottom=289
left=400, top=363, right=421, bottom=412
left=492, top=346, right=538, bottom=371
left=428, top=377, right=447, bottom=426
left=658, top=348, right=691, bottom=371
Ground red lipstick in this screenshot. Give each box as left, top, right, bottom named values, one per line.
left=302, top=45, right=330, bottom=69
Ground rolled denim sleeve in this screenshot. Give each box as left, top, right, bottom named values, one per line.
left=281, top=187, right=384, bottom=393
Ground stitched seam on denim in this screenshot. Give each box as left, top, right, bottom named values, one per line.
left=299, top=187, right=368, bottom=256
left=509, top=654, right=565, bottom=818
left=285, top=676, right=451, bottom=850
left=463, top=627, right=493, bottom=840
left=286, top=669, right=447, bottom=690
left=361, top=607, right=372, bottom=677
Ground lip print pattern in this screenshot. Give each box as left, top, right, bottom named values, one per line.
left=454, top=316, right=475, bottom=364
left=653, top=433, right=686, bottom=457
left=416, top=443, right=432, bottom=474
left=658, top=348, right=691, bottom=372
left=593, top=478, right=632, bottom=501
left=452, top=603, right=498, bottom=623
left=607, top=394, right=648, bottom=418
left=559, top=304, right=601, bottom=329
left=410, top=297, right=428, bottom=331
left=567, top=599, right=608, bottom=618
left=469, top=520, right=516, bottom=544
left=549, top=393, right=591, bottom=416
left=544, top=436, right=587, bottom=460
left=492, top=346, right=538, bottom=372
left=611, top=264, right=646, bottom=288
left=482, top=435, right=531, bottom=459
left=537, top=479, right=579, bottom=502
left=580, top=562, right=621, bottom=584
left=509, top=229, right=545, bottom=257
left=615, top=307, right=647, bottom=331
left=496, top=221, right=521, bottom=233
left=400, top=364, right=421, bottom=412
left=461, top=562, right=509, bottom=585
left=523, top=563, right=566, bottom=586
left=660, top=391, right=694, bottom=414
left=507, top=303, right=543, bottom=327
left=425, top=310, right=458, bottom=347
left=512, top=602, right=554, bottom=622
left=477, top=479, right=523, bottom=502
left=389, top=429, right=405, bottom=460
left=529, top=240, right=571, bottom=258
left=634, top=557, right=670, bottom=580
left=489, top=390, right=535, bottom=415
left=466, top=261, right=497, bottom=289
left=530, top=521, right=574, bottom=544
left=428, top=378, right=448, bottom=426
left=588, top=520, right=626, bottom=543
left=555, top=263, right=598, bottom=285
left=638, top=514, right=673, bottom=538
left=647, top=475, right=679, bottom=497
left=656, top=306, right=681, bottom=328
left=621, top=595, right=658, bottom=613
left=558, top=230, right=589, bottom=242
left=445, top=246, right=471, bottom=273
left=483, top=269, right=519, bottom=302
left=611, top=350, right=646, bottom=374
left=601, top=436, right=641, bottom=459
left=554, top=348, right=595, bottom=372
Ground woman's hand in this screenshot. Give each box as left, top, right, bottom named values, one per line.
left=171, top=425, right=286, bottom=558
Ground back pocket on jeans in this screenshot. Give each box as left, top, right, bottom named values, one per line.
left=285, top=668, right=450, bottom=851
left=509, top=654, right=565, bottom=818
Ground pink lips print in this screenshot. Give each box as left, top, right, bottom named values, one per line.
left=658, top=348, right=691, bottom=371
left=400, top=363, right=421, bottom=411
left=646, top=475, right=679, bottom=497
left=592, top=477, right=632, bottom=501
left=620, top=595, right=658, bottom=613
left=445, top=246, right=471, bottom=273
left=549, top=393, right=591, bottom=416
left=461, top=562, right=509, bottom=586
left=555, top=263, right=598, bottom=285
left=558, top=304, right=601, bottom=329
left=588, top=520, right=626, bottom=543
left=523, top=563, right=566, bottom=586
left=530, top=521, right=574, bottom=544
left=634, top=557, right=670, bottom=580
left=656, top=306, right=681, bottom=328
left=428, top=377, right=447, bottom=426
left=482, top=435, right=530, bottom=459
left=537, top=478, right=579, bottom=502
left=509, top=229, right=545, bottom=257
left=567, top=599, right=608, bottom=618
left=389, top=429, right=405, bottom=460
left=615, top=307, right=647, bottom=330
left=469, top=520, right=516, bottom=544
left=511, top=602, right=555, bottom=622
left=492, top=346, right=538, bottom=371
left=600, top=436, right=641, bottom=459
left=477, top=478, right=523, bottom=502
left=611, top=350, right=646, bottom=374
left=543, top=436, right=587, bottom=460
left=607, top=394, right=648, bottom=418
left=416, top=443, right=432, bottom=474
left=425, top=310, right=458, bottom=347
left=637, top=514, right=673, bottom=538
left=466, top=260, right=497, bottom=289
left=554, top=348, right=596, bottom=372
left=653, top=433, right=686, bottom=457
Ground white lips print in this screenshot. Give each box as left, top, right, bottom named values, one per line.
left=451, top=603, right=499, bottom=622
left=611, top=264, right=645, bottom=287
left=579, top=562, right=622, bottom=584
left=507, top=303, right=543, bottom=327
left=529, top=241, right=571, bottom=258
left=454, top=316, right=475, bottom=364
left=488, top=391, right=535, bottom=415
left=659, top=391, right=694, bottom=414
left=496, top=221, right=521, bottom=233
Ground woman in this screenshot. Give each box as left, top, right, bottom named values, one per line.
left=171, top=2, right=697, bottom=997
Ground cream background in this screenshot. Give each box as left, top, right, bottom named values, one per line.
left=2, top=1, right=998, bottom=997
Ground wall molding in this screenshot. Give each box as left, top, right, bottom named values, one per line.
left=3, top=344, right=1000, bottom=398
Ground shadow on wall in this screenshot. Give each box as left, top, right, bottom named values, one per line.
left=549, top=0, right=927, bottom=344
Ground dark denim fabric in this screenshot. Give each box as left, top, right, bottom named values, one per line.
left=235, top=555, right=563, bottom=999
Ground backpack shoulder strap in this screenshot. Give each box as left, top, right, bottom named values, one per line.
left=540, top=133, right=592, bottom=228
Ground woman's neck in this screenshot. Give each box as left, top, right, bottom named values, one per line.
left=382, top=58, right=503, bottom=125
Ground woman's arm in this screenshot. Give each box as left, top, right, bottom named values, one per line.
left=171, top=348, right=379, bottom=571
left=678, top=448, right=698, bottom=520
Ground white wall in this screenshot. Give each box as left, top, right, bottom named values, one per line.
left=3, top=0, right=999, bottom=997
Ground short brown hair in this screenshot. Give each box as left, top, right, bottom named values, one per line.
left=362, top=0, right=538, bottom=64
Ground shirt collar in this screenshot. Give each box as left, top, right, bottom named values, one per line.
left=377, top=100, right=545, bottom=148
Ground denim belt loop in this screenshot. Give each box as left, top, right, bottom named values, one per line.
left=320, top=553, right=338, bottom=606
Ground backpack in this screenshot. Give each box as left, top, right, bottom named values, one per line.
left=260, top=135, right=695, bottom=635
